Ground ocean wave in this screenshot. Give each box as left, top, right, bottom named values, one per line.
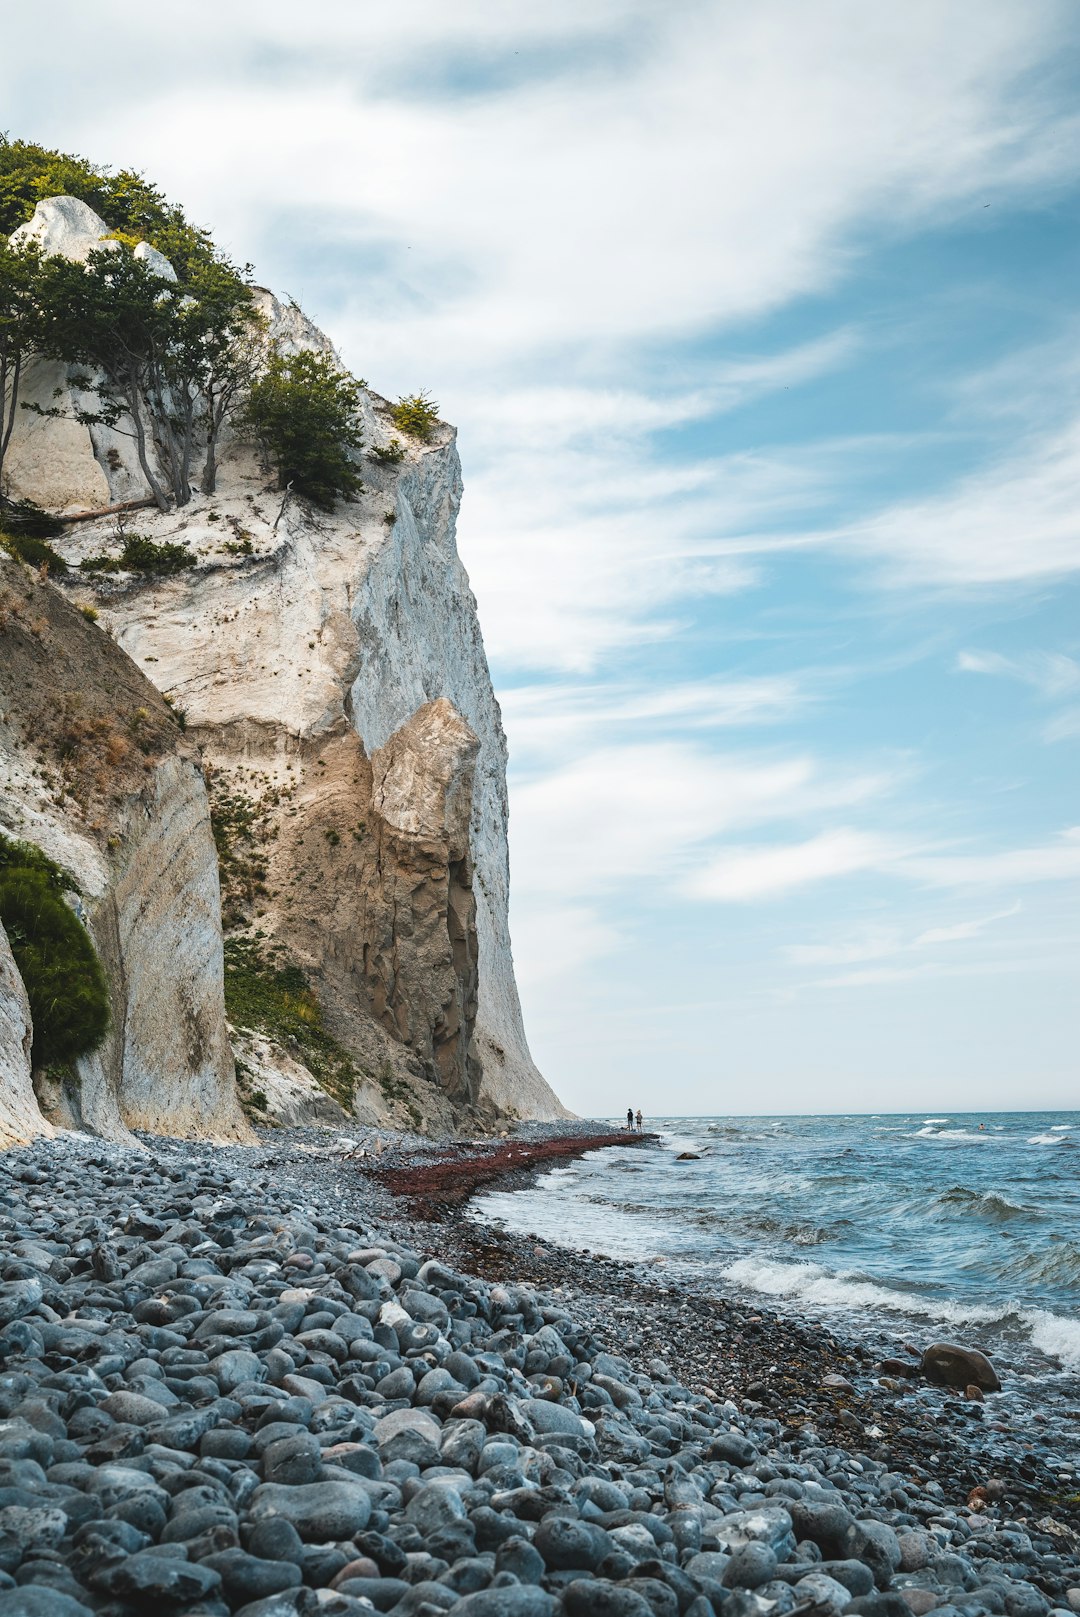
left=934, top=1185, right=1036, bottom=1221
left=1051, top=1124, right=1074, bottom=1131
left=1028, top=1133, right=1071, bottom=1146
left=1026, top=1309, right=1080, bottom=1368
left=923, top=1118, right=951, bottom=1124
left=720, top=1255, right=1002, bottom=1323
left=909, top=1126, right=995, bottom=1143
left=990, top=1242, right=1080, bottom=1289
left=719, top=1257, right=1080, bottom=1369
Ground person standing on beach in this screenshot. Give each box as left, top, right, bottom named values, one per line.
left=635, top=1108, right=643, bottom=1133
left=627, top=1107, right=634, bottom=1130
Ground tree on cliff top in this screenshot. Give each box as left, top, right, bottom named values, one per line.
left=241, top=348, right=364, bottom=510
left=33, top=245, right=184, bottom=511
left=0, top=238, right=43, bottom=501
left=0, top=136, right=225, bottom=282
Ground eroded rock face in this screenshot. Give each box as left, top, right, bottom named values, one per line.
left=0, top=922, right=54, bottom=1147
left=370, top=700, right=482, bottom=1103
left=0, top=559, right=250, bottom=1144
left=3, top=195, right=568, bottom=1128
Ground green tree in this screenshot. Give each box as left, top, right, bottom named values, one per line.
left=0, top=863, right=109, bottom=1069
left=0, top=239, right=43, bottom=501
left=242, top=347, right=364, bottom=509
left=33, top=245, right=181, bottom=509
left=162, top=261, right=264, bottom=497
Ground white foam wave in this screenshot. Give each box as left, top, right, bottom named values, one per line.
left=721, top=1257, right=1080, bottom=1370
left=1025, top=1309, right=1080, bottom=1369
left=923, top=1118, right=950, bottom=1124
left=1051, top=1124, right=1074, bottom=1131
left=1028, top=1133, right=1067, bottom=1145
left=721, top=1256, right=1001, bottom=1325
left=910, top=1126, right=994, bottom=1142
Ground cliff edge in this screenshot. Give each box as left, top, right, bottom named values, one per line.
left=1, top=194, right=567, bottom=1133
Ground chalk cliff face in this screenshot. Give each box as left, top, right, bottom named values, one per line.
left=2, top=196, right=566, bottom=1130
left=0, top=921, right=50, bottom=1148
left=0, top=559, right=250, bottom=1144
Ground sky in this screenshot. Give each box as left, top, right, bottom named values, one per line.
left=8, top=0, right=1079, bottom=1115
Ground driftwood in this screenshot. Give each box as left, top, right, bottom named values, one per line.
left=59, top=497, right=160, bottom=526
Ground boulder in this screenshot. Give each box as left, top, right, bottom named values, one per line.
left=920, top=1343, right=1001, bottom=1393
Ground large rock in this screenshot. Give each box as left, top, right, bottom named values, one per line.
left=920, top=1342, right=1001, bottom=1393
left=0, top=922, right=53, bottom=1147
left=0, top=559, right=250, bottom=1144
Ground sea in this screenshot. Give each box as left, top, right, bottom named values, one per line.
left=473, top=1112, right=1080, bottom=1380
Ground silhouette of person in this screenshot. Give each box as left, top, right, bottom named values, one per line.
left=626, top=1107, right=634, bottom=1130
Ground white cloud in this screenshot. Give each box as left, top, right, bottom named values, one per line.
left=844, top=419, right=1080, bottom=587
left=914, top=901, right=1023, bottom=945
left=501, top=673, right=808, bottom=761
left=691, top=828, right=898, bottom=902
left=506, top=900, right=624, bottom=987
left=510, top=742, right=897, bottom=900
left=905, top=827, right=1080, bottom=888
left=956, top=648, right=1080, bottom=697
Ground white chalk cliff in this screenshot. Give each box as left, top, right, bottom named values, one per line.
left=1, top=196, right=566, bottom=1132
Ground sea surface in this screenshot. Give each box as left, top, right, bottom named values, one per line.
left=474, top=1112, right=1080, bottom=1378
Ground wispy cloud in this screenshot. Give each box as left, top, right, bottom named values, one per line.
left=956, top=648, right=1080, bottom=696
left=510, top=743, right=897, bottom=899
left=690, top=828, right=899, bottom=902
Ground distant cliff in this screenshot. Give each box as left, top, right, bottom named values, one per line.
left=0, top=193, right=566, bottom=1135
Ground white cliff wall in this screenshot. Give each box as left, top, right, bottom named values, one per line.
left=0, top=559, right=251, bottom=1145
left=2, top=196, right=566, bottom=1124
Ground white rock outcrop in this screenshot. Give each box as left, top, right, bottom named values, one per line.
left=0, top=922, right=54, bottom=1148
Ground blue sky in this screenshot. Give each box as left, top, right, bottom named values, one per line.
left=10, top=0, right=1079, bottom=1114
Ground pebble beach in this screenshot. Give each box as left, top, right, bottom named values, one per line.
left=0, top=1125, right=1077, bottom=1617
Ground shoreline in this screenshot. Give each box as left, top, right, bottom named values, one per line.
left=366, top=1127, right=660, bottom=1213
left=0, top=1121, right=1077, bottom=1617
left=353, top=1122, right=1080, bottom=1526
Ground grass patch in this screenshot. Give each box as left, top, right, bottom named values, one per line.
left=389, top=392, right=439, bottom=443
left=369, top=438, right=406, bottom=465
left=0, top=835, right=109, bottom=1069
left=80, top=534, right=194, bottom=577
left=1, top=528, right=68, bottom=574
left=223, top=936, right=358, bottom=1113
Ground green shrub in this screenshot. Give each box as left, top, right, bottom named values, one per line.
left=389, top=392, right=439, bottom=443
left=223, top=937, right=358, bottom=1112
left=0, top=832, right=76, bottom=893
left=0, top=858, right=109, bottom=1069
left=0, top=529, right=67, bottom=573
left=80, top=534, right=194, bottom=576
left=370, top=438, right=406, bottom=464
left=242, top=349, right=364, bottom=510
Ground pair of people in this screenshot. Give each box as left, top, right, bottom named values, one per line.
left=626, top=1106, right=643, bottom=1133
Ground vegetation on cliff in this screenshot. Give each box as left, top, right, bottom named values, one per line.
left=0, top=833, right=109, bottom=1069
left=223, top=936, right=359, bottom=1112
left=241, top=348, right=365, bottom=509
left=1, top=136, right=373, bottom=516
